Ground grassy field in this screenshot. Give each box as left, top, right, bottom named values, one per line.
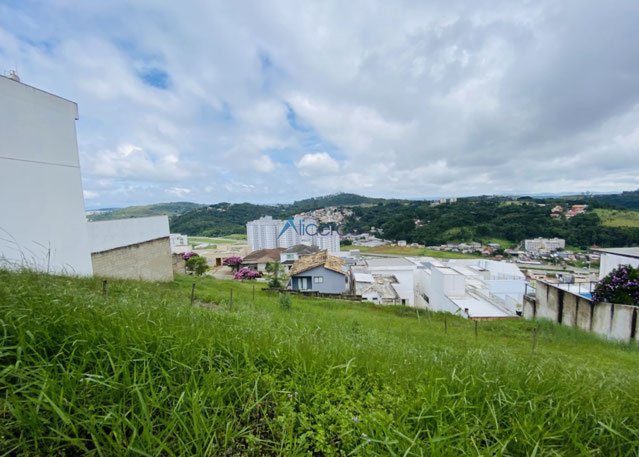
left=594, top=208, right=639, bottom=228
left=189, top=236, right=240, bottom=245
left=2, top=271, right=639, bottom=456
left=342, top=245, right=480, bottom=259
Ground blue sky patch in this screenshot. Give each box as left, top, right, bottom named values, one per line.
left=137, top=68, right=170, bottom=89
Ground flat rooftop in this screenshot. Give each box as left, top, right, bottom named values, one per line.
left=591, top=247, right=639, bottom=259
left=364, top=257, right=416, bottom=267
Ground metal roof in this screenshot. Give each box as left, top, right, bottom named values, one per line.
left=591, top=247, right=639, bottom=259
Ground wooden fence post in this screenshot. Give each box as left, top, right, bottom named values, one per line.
left=190, top=283, right=196, bottom=306
left=102, top=280, right=108, bottom=301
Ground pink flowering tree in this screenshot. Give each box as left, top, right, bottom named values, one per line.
left=182, top=251, right=198, bottom=261
left=223, top=256, right=243, bottom=272
left=234, top=267, right=262, bottom=280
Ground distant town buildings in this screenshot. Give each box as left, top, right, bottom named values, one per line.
left=550, top=204, right=588, bottom=218
left=170, top=234, right=189, bottom=253
left=524, top=238, right=566, bottom=253
left=246, top=215, right=340, bottom=253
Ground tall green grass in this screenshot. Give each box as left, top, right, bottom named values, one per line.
left=1, top=270, right=639, bottom=456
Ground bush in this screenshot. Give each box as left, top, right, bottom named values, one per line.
left=266, top=261, right=286, bottom=289
left=278, top=293, right=292, bottom=310
left=592, top=264, right=639, bottom=305
left=234, top=267, right=261, bottom=280
left=185, top=256, right=210, bottom=276
left=223, top=256, right=243, bottom=272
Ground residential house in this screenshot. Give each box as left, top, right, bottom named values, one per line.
left=241, top=248, right=285, bottom=272
left=361, top=257, right=419, bottom=306
left=280, top=244, right=320, bottom=271
left=415, top=258, right=525, bottom=319
left=288, top=250, right=347, bottom=293
left=352, top=270, right=402, bottom=305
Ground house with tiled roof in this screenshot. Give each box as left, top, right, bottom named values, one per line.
left=242, top=248, right=286, bottom=272
left=287, top=250, right=348, bottom=293
left=279, top=244, right=320, bottom=270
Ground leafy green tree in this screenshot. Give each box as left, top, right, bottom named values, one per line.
left=265, top=261, right=286, bottom=289
left=186, top=256, right=210, bottom=276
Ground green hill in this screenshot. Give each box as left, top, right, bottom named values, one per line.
left=2, top=270, right=639, bottom=455
left=87, top=202, right=204, bottom=221
left=167, top=192, right=639, bottom=248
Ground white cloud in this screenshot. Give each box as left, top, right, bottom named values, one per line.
left=1, top=0, right=638, bottom=206
left=166, top=187, right=191, bottom=198
left=296, top=152, right=340, bottom=176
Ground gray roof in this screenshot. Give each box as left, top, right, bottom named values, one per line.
left=591, top=247, right=639, bottom=259
left=355, top=274, right=400, bottom=300
left=364, top=257, right=416, bottom=267
left=284, top=244, right=320, bottom=255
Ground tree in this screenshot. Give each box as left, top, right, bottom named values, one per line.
left=265, top=261, right=286, bottom=289
left=223, top=256, right=243, bottom=272
left=185, top=256, right=210, bottom=276
left=592, top=265, right=639, bottom=305
left=234, top=267, right=262, bottom=280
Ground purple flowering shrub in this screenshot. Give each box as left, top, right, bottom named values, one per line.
left=223, top=256, right=243, bottom=271
left=182, top=251, right=198, bottom=261
left=234, top=267, right=262, bottom=280
left=592, top=264, right=639, bottom=305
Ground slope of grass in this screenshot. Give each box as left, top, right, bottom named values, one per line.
left=1, top=271, right=639, bottom=456
left=594, top=208, right=639, bottom=227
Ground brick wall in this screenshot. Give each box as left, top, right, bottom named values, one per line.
left=91, top=237, right=173, bottom=282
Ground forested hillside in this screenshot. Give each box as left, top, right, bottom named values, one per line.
left=169, top=193, right=383, bottom=236
left=589, top=189, right=639, bottom=210
left=88, top=202, right=203, bottom=221
left=343, top=197, right=639, bottom=249
left=167, top=192, right=639, bottom=248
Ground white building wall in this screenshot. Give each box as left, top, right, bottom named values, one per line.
left=428, top=267, right=464, bottom=314
left=599, top=253, right=639, bottom=278
left=0, top=76, right=93, bottom=275
left=87, top=216, right=170, bottom=253
left=365, top=265, right=416, bottom=306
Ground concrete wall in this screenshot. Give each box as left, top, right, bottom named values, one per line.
left=172, top=253, right=186, bottom=274
left=91, top=237, right=173, bottom=282
left=524, top=280, right=638, bottom=342
left=0, top=75, right=93, bottom=275
left=87, top=216, right=170, bottom=253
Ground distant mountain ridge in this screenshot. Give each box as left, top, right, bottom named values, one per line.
left=90, top=191, right=639, bottom=248
left=87, top=202, right=204, bottom=221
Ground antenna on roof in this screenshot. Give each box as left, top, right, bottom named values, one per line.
left=8, top=69, right=20, bottom=82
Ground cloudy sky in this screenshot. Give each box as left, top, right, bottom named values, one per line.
left=2, top=1, right=639, bottom=207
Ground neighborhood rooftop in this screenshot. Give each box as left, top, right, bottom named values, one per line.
left=288, top=250, right=345, bottom=276
left=590, top=247, right=639, bottom=259
left=243, top=248, right=285, bottom=263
